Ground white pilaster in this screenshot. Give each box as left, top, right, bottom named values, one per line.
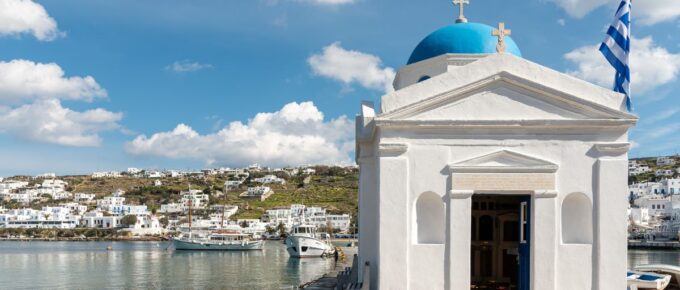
left=593, top=158, right=628, bottom=290
left=531, top=191, right=557, bottom=290
left=377, top=155, right=409, bottom=289
left=448, top=190, right=473, bottom=290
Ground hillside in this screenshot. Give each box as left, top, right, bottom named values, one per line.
left=3, top=166, right=359, bottom=222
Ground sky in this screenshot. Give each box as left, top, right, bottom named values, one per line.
left=0, top=0, right=679, bottom=176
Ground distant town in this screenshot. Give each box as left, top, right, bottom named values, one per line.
left=628, top=155, right=680, bottom=242
left=0, top=164, right=358, bottom=239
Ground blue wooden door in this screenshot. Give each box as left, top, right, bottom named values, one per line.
left=518, top=197, right=531, bottom=290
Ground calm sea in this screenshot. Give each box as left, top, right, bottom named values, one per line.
left=0, top=241, right=341, bottom=290
left=0, top=242, right=676, bottom=289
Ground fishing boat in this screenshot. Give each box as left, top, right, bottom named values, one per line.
left=172, top=231, right=264, bottom=251
left=627, top=270, right=671, bottom=290
left=635, top=265, right=680, bottom=289
left=171, top=187, right=263, bottom=251
left=285, top=225, right=335, bottom=258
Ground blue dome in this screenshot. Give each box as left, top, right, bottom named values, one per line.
left=407, top=22, right=522, bottom=65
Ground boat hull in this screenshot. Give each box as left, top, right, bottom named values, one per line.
left=285, top=236, right=332, bottom=258
left=627, top=270, right=671, bottom=290
left=172, top=239, right=264, bottom=251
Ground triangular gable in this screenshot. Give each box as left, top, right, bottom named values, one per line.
left=381, top=54, right=636, bottom=118
left=447, top=150, right=558, bottom=173
left=380, top=72, right=636, bottom=121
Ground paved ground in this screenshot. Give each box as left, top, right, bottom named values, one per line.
left=301, top=247, right=357, bottom=290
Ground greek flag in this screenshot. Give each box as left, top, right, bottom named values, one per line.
left=599, top=0, right=632, bottom=111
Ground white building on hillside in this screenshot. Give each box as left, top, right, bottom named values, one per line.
left=241, top=186, right=272, bottom=201
left=74, top=193, right=96, bottom=203
left=160, top=203, right=182, bottom=214
left=254, top=175, right=286, bottom=184
left=35, top=173, right=56, bottom=179
left=180, top=189, right=210, bottom=210
left=81, top=210, right=122, bottom=228
left=92, top=171, right=122, bottom=178
left=97, top=194, right=126, bottom=213
left=658, top=157, right=677, bottom=167
left=656, top=169, right=675, bottom=177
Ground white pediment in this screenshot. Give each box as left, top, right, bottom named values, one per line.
left=448, top=150, right=558, bottom=173
left=406, top=86, right=588, bottom=121
left=380, top=74, right=635, bottom=122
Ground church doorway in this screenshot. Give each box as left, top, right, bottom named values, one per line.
left=470, top=195, right=530, bottom=290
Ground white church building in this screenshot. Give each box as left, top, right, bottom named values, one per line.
left=355, top=9, right=637, bottom=290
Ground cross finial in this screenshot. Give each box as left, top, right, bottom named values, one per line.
left=452, top=0, right=470, bottom=23
left=492, top=22, right=512, bottom=53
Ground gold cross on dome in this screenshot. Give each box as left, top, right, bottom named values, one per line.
left=452, top=0, right=469, bottom=23
left=492, top=22, right=512, bottom=53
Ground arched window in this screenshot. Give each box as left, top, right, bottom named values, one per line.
left=415, top=192, right=445, bottom=244
left=418, top=75, right=431, bottom=83
left=561, top=193, right=593, bottom=244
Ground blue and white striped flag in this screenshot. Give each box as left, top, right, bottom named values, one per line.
left=599, top=0, right=632, bottom=111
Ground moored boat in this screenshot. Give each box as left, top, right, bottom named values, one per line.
left=172, top=231, right=264, bottom=251
left=627, top=270, right=671, bottom=290
left=285, top=225, right=334, bottom=258
left=635, top=265, right=680, bottom=289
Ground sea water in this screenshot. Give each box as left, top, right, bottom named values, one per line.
left=0, top=241, right=674, bottom=289
left=0, top=241, right=338, bottom=289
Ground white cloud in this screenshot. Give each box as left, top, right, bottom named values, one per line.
left=126, top=101, right=354, bottom=167
left=0, top=0, right=63, bottom=41
left=557, top=19, right=566, bottom=26
left=0, top=59, right=107, bottom=105
left=547, top=0, right=680, bottom=25
left=564, top=36, right=680, bottom=95
left=0, top=99, right=122, bottom=147
left=308, top=42, right=395, bottom=93
left=643, top=123, right=680, bottom=139
left=636, top=1, right=680, bottom=25
left=545, top=0, right=609, bottom=19
left=165, top=60, right=213, bottom=73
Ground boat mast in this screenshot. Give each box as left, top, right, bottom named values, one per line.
left=221, top=187, right=228, bottom=229
left=188, top=193, right=193, bottom=239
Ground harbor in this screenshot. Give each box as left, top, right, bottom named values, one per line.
left=0, top=240, right=357, bottom=289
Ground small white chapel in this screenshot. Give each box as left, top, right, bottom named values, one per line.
left=355, top=2, right=637, bottom=290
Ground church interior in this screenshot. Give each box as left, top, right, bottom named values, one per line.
left=471, top=195, right=528, bottom=290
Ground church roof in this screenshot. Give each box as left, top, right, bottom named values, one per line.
left=407, top=22, right=522, bottom=65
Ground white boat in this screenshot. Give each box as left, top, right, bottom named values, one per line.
left=285, top=225, right=335, bottom=258
left=173, top=231, right=264, bottom=251
left=635, top=265, right=680, bottom=289
left=627, top=270, right=671, bottom=290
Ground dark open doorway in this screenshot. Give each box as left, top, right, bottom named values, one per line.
left=470, top=195, right=530, bottom=290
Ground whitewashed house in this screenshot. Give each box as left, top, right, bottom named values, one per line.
left=355, top=15, right=635, bottom=290
left=74, top=193, right=96, bottom=203
left=224, top=180, right=242, bottom=190
left=35, top=173, right=56, bottom=179
left=253, top=175, right=286, bottom=184
left=180, top=189, right=210, bottom=210
left=81, top=210, right=122, bottom=228
left=240, top=186, right=272, bottom=201
left=97, top=195, right=126, bottom=213
left=657, top=156, right=677, bottom=167
left=91, top=171, right=122, bottom=178
left=656, top=169, right=675, bottom=177
left=160, top=203, right=182, bottom=214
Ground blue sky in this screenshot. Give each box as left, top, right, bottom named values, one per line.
left=0, top=0, right=678, bottom=176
